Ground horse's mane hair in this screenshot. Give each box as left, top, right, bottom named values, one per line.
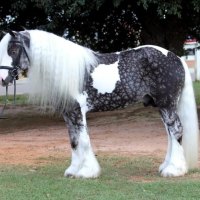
left=28, top=30, right=98, bottom=112
left=0, top=33, right=11, bottom=65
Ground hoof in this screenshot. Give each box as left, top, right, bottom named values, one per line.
left=159, top=161, right=169, bottom=173
left=64, top=162, right=101, bottom=179
left=160, top=163, right=187, bottom=177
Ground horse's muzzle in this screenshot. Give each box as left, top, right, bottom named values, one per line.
left=0, top=66, right=15, bottom=86
left=1, top=76, right=13, bottom=86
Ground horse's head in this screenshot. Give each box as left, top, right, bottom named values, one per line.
left=0, top=30, right=30, bottom=86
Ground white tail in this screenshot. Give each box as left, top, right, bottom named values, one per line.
left=178, top=58, right=199, bottom=169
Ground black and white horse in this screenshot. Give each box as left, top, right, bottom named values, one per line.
left=0, top=30, right=199, bottom=178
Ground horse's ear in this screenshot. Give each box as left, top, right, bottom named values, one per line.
left=1, top=31, right=7, bottom=35
left=21, top=26, right=26, bottom=31
left=8, top=29, right=17, bottom=37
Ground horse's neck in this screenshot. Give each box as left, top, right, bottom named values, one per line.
left=95, top=52, right=119, bottom=66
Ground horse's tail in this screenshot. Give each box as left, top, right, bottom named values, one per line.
left=178, top=58, right=199, bottom=169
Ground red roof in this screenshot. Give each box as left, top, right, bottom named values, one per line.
left=184, top=39, right=197, bottom=44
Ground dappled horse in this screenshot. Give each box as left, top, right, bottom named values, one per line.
left=0, top=30, right=199, bottom=178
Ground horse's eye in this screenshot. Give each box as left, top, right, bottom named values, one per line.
left=8, top=48, right=17, bottom=56
left=11, top=50, right=16, bottom=55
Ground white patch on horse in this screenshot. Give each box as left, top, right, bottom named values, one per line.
left=134, top=45, right=169, bottom=56
left=91, top=60, right=120, bottom=94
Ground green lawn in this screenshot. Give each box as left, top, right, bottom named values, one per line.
left=193, top=81, right=200, bottom=105
left=0, top=156, right=200, bottom=200
left=0, top=94, right=28, bottom=105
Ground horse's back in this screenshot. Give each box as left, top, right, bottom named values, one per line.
left=118, top=46, right=185, bottom=107
left=86, top=46, right=185, bottom=111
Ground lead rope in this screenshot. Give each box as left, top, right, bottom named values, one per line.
left=0, top=78, right=17, bottom=119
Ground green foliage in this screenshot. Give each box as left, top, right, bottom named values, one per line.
left=137, top=0, right=200, bottom=17
left=0, top=0, right=200, bottom=53
left=137, top=0, right=183, bottom=17
left=62, top=3, right=141, bottom=52
left=190, top=0, right=200, bottom=12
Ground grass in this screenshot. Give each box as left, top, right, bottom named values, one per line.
left=193, top=81, right=200, bottom=105
left=0, top=94, right=28, bottom=105
left=0, top=156, right=200, bottom=200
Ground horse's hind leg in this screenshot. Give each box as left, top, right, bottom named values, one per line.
left=62, top=106, right=100, bottom=178
left=159, top=107, right=187, bottom=177
left=159, top=127, right=172, bottom=173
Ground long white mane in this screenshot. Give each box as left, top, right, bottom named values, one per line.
left=0, top=34, right=12, bottom=69
left=27, top=30, right=98, bottom=112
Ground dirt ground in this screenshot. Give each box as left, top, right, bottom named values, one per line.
left=0, top=104, right=200, bottom=166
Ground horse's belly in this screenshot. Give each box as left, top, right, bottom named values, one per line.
left=86, top=87, right=140, bottom=112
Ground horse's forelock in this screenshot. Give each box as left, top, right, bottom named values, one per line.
left=19, top=31, right=30, bottom=48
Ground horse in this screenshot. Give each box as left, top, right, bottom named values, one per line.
left=0, top=30, right=199, bottom=178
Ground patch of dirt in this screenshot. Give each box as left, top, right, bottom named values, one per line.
left=0, top=104, right=199, bottom=166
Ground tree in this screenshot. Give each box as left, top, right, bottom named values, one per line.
left=134, top=0, right=200, bottom=54
left=0, top=0, right=200, bottom=54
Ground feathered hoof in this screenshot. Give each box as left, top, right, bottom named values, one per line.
left=75, top=166, right=101, bottom=178
left=159, top=160, right=169, bottom=173
left=64, top=166, right=78, bottom=178
left=64, top=163, right=101, bottom=179
left=160, top=163, right=188, bottom=177
left=64, top=173, right=76, bottom=178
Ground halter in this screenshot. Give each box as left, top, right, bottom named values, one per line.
left=0, top=34, right=29, bottom=118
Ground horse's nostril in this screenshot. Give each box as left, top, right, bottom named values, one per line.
left=1, top=78, right=4, bottom=84
left=1, top=78, right=7, bottom=86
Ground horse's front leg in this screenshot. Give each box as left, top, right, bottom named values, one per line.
left=63, top=106, right=101, bottom=178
